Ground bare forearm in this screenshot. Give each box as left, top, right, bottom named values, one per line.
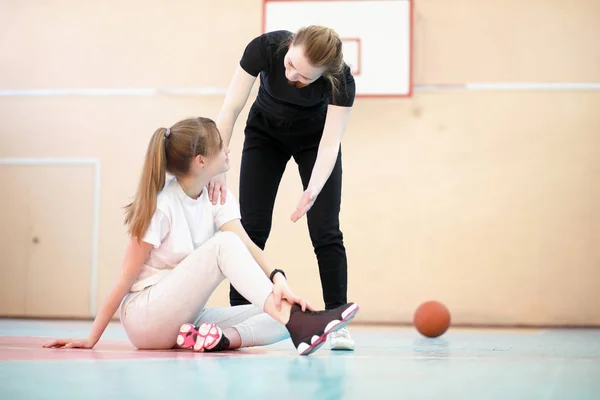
left=307, top=144, right=340, bottom=194
left=87, top=282, right=130, bottom=342
left=250, top=245, right=287, bottom=283
left=216, top=66, right=257, bottom=146
left=306, top=105, right=351, bottom=195
left=246, top=242, right=277, bottom=278
left=216, top=108, right=239, bottom=147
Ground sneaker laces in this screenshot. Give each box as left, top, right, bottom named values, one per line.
left=333, top=327, right=351, bottom=339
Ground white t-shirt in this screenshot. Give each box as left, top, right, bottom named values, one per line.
left=130, top=176, right=241, bottom=292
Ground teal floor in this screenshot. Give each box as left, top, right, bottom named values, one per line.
left=1, top=319, right=599, bottom=399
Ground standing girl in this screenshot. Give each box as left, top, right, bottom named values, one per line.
left=209, top=26, right=356, bottom=350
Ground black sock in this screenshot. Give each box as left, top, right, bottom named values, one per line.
left=206, top=334, right=230, bottom=352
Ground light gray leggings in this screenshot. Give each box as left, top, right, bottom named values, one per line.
left=120, top=231, right=290, bottom=349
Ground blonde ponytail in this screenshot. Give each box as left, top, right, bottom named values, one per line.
left=124, top=127, right=168, bottom=239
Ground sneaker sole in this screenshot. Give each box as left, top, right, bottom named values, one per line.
left=298, top=303, right=360, bottom=356
left=176, top=323, right=223, bottom=352
left=330, top=340, right=355, bottom=351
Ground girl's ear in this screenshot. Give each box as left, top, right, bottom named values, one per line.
left=194, top=154, right=206, bottom=169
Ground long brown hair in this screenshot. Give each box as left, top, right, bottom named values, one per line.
left=281, top=25, right=346, bottom=96
left=124, top=117, right=223, bottom=239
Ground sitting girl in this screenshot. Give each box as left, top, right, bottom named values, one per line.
left=43, top=116, right=358, bottom=356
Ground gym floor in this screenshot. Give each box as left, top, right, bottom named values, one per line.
left=1, top=319, right=599, bottom=399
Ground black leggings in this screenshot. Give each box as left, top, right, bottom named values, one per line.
left=229, top=107, right=347, bottom=310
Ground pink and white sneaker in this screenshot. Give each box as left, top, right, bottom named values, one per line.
left=176, top=322, right=230, bottom=352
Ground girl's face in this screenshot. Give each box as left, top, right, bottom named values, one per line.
left=193, top=145, right=230, bottom=179
left=206, top=145, right=230, bottom=176
left=284, top=45, right=325, bottom=87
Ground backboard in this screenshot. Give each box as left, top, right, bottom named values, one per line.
left=262, top=0, right=413, bottom=98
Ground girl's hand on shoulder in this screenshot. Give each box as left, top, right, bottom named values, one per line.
left=208, top=173, right=227, bottom=205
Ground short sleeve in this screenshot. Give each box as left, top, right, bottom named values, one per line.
left=213, top=189, right=242, bottom=229
left=141, top=209, right=170, bottom=248
left=240, top=34, right=271, bottom=77
left=329, top=64, right=356, bottom=107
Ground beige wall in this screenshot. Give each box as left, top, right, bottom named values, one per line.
left=1, top=0, right=599, bottom=326
left=414, top=0, right=600, bottom=84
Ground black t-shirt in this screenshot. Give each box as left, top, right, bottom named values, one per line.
left=240, top=30, right=356, bottom=121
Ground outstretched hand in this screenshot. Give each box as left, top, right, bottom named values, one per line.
left=290, top=189, right=317, bottom=223
left=42, top=337, right=97, bottom=350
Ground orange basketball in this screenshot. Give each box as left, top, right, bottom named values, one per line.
left=413, top=301, right=451, bottom=338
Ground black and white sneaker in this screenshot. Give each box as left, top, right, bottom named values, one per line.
left=285, top=303, right=360, bottom=356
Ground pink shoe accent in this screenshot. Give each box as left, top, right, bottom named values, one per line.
left=176, top=323, right=223, bottom=352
